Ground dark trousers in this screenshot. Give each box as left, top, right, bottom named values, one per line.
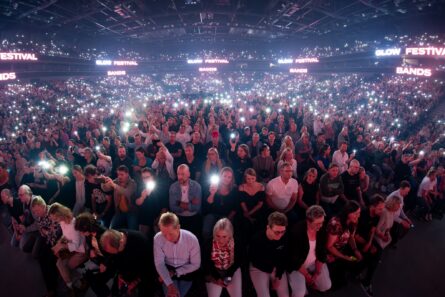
left=361, top=245, right=383, bottom=286
left=38, top=242, right=59, bottom=294
left=86, top=268, right=115, bottom=297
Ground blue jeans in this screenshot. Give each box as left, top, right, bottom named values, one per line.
left=110, top=211, right=138, bottom=230
left=162, top=280, right=193, bottom=297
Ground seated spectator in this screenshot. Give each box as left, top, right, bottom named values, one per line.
left=75, top=212, right=113, bottom=297
left=326, top=201, right=363, bottom=289
left=287, top=205, right=331, bottom=297
left=355, top=195, right=385, bottom=297
left=249, top=212, right=289, bottom=297
left=100, top=228, right=154, bottom=297
left=332, top=142, right=354, bottom=174
left=13, top=185, right=40, bottom=254
left=416, top=168, right=441, bottom=221
left=387, top=181, right=413, bottom=247
left=48, top=203, right=88, bottom=292
left=30, top=196, right=61, bottom=297
left=266, top=162, right=299, bottom=222
left=84, top=165, right=113, bottom=227
left=374, top=195, right=401, bottom=249
left=154, top=212, right=201, bottom=297
left=298, top=168, right=320, bottom=213
left=203, top=218, right=244, bottom=297
left=102, top=165, right=138, bottom=230
left=1, top=188, right=23, bottom=237
left=201, top=148, right=224, bottom=186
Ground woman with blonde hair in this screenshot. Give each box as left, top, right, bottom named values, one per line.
left=49, top=203, right=87, bottom=291
left=277, top=148, right=298, bottom=179
left=201, top=147, right=224, bottom=185
left=203, top=218, right=244, bottom=297
left=203, top=167, right=238, bottom=241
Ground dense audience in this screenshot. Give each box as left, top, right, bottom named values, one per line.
left=0, top=64, right=445, bottom=297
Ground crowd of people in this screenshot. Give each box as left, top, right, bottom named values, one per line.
left=3, top=32, right=445, bottom=63
left=0, top=66, right=445, bottom=297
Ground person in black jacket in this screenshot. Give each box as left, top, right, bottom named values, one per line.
left=288, top=205, right=331, bottom=297
left=249, top=212, right=289, bottom=297
left=75, top=212, right=114, bottom=297
left=203, top=218, right=244, bottom=297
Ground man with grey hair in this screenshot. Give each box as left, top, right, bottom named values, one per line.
left=341, top=159, right=365, bottom=208
left=169, top=164, right=202, bottom=237
left=14, top=185, right=40, bottom=254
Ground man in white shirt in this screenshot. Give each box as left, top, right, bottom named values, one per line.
left=176, top=125, right=191, bottom=148
left=332, top=142, right=354, bottom=174
left=417, top=168, right=440, bottom=221
left=387, top=180, right=413, bottom=247
left=154, top=212, right=201, bottom=297
left=266, top=162, right=299, bottom=222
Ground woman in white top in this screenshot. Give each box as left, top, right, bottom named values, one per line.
left=287, top=205, right=331, bottom=297
left=375, top=196, right=401, bottom=249
left=49, top=203, right=87, bottom=289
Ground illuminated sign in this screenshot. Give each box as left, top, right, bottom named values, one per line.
left=187, top=59, right=203, bottom=64
left=289, top=68, right=308, bottom=74
left=0, top=52, right=38, bottom=61
left=0, top=72, right=16, bottom=81
left=204, top=59, right=229, bottom=64
left=107, top=70, right=126, bottom=76
left=294, top=58, right=319, bottom=63
left=405, top=47, right=445, bottom=56
left=199, top=67, right=217, bottom=72
left=96, top=60, right=138, bottom=66
left=278, top=59, right=293, bottom=64
left=396, top=67, right=431, bottom=77
left=375, top=48, right=401, bottom=56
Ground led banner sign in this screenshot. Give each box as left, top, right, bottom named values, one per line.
left=96, top=60, right=138, bottom=66
left=278, top=58, right=319, bottom=64
left=278, top=58, right=293, bottom=64
left=396, top=67, right=432, bottom=77
left=199, top=67, right=217, bottom=72
left=187, top=59, right=229, bottom=64
left=405, top=47, right=445, bottom=56
left=0, top=52, right=38, bottom=61
left=294, top=58, right=319, bottom=63
left=289, top=68, right=308, bottom=74
left=375, top=48, right=401, bottom=56
left=107, top=70, right=126, bottom=76
left=0, top=72, right=16, bottom=81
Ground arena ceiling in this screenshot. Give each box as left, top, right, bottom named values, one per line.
left=1, top=0, right=444, bottom=44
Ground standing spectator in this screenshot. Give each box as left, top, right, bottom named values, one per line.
left=165, top=131, right=184, bottom=160
left=203, top=167, right=238, bottom=241
left=135, top=168, right=161, bottom=236
left=203, top=218, right=244, bottom=297
left=287, top=206, right=331, bottom=297
left=169, top=164, right=202, bottom=237
left=249, top=212, right=290, bottom=297
left=228, top=143, right=253, bottom=185
left=266, top=162, right=299, bottom=222
left=247, top=133, right=263, bottom=159
left=341, top=160, right=365, bottom=208
left=154, top=212, right=201, bottom=297
left=112, top=146, right=134, bottom=178
left=416, top=168, right=440, bottom=221
left=102, top=165, right=138, bottom=230
left=319, top=164, right=347, bottom=216
left=332, top=142, right=354, bottom=174
left=276, top=148, right=298, bottom=179
left=252, top=144, right=275, bottom=184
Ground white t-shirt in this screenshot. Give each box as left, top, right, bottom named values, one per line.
left=303, top=239, right=317, bottom=268
left=332, top=150, right=348, bottom=174
left=417, top=177, right=436, bottom=197
left=266, top=176, right=299, bottom=211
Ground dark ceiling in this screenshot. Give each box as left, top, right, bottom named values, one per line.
left=0, top=0, right=444, bottom=45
